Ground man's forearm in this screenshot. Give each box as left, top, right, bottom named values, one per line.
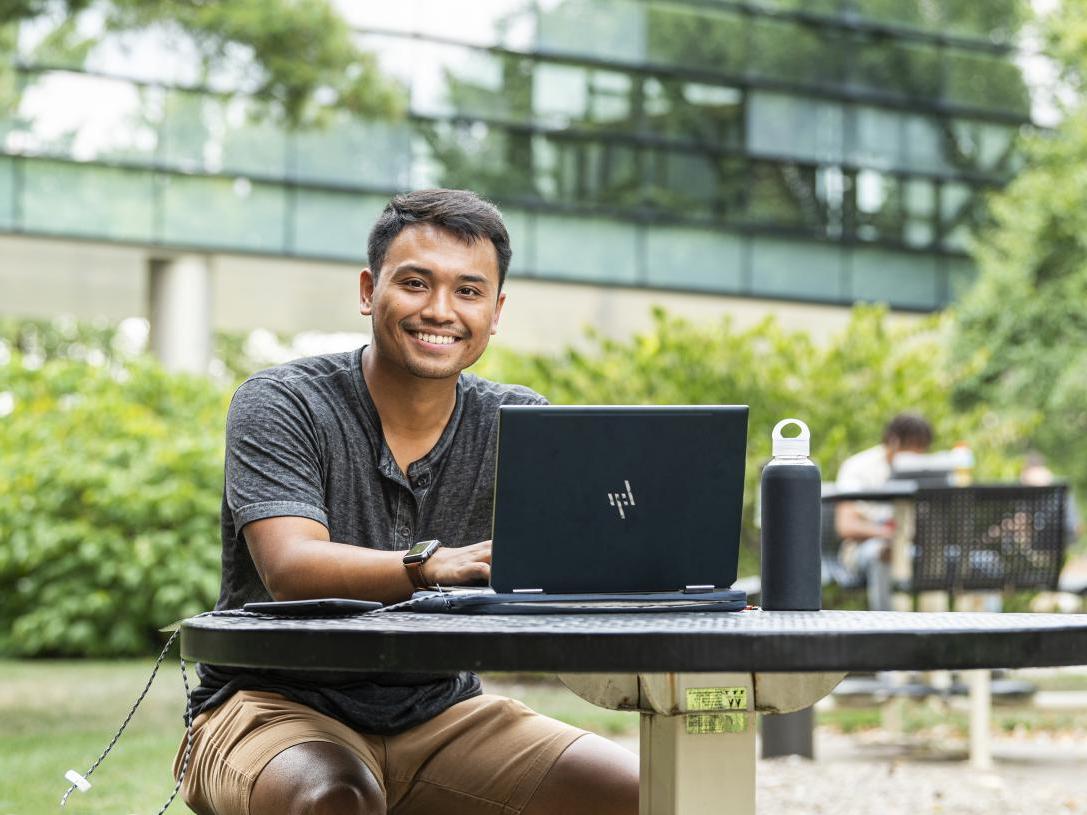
left=260, top=539, right=416, bottom=605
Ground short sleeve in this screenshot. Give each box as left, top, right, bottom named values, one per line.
left=225, top=377, right=329, bottom=532
left=835, top=454, right=866, bottom=493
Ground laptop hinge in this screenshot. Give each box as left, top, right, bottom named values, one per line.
left=512, top=588, right=544, bottom=594
left=683, top=584, right=716, bottom=593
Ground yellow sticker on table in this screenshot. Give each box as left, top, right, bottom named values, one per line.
left=686, top=686, right=747, bottom=711
left=686, top=712, right=747, bottom=735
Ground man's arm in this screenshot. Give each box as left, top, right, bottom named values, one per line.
left=834, top=502, right=893, bottom=542
left=244, top=516, right=492, bottom=605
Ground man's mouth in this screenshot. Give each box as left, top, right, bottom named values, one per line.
left=409, top=330, right=461, bottom=346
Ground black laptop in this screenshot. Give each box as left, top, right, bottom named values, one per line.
left=489, top=404, right=749, bottom=596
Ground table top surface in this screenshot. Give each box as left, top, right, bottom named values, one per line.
left=181, top=609, right=1087, bottom=674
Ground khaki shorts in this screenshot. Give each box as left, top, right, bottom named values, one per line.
left=173, top=690, right=587, bottom=815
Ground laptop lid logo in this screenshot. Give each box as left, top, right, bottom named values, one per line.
left=607, top=481, right=636, bottom=519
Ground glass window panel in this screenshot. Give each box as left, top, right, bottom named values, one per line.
left=946, top=257, right=979, bottom=303
left=533, top=212, right=639, bottom=284
left=753, top=0, right=841, bottom=14
left=413, top=0, right=538, bottom=49
left=748, top=19, right=845, bottom=85
left=643, top=150, right=744, bottom=219
left=645, top=225, right=744, bottom=293
left=643, top=78, right=743, bottom=147
left=851, top=106, right=904, bottom=172
left=409, top=43, right=525, bottom=120
left=160, top=174, right=286, bottom=252
left=945, top=52, right=1029, bottom=115
left=160, top=90, right=225, bottom=173
left=849, top=1, right=939, bottom=32
left=938, top=1, right=1023, bottom=43
left=850, top=248, right=940, bottom=309
left=418, top=120, right=536, bottom=198
left=850, top=40, right=940, bottom=99
left=501, top=207, right=533, bottom=275
left=21, top=159, right=153, bottom=241
left=292, top=116, right=413, bottom=187
left=541, top=136, right=641, bottom=207
left=0, top=156, right=15, bottom=229
left=646, top=4, right=745, bottom=75
left=219, top=98, right=288, bottom=179
left=747, top=92, right=844, bottom=164
left=851, top=170, right=934, bottom=248
left=533, top=63, right=588, bottom=125
left=537, top=0, right=647, bottom=62
left=947, top=121, right=1017, bottom=175
left=293, top=190, right=389, bottom=261
left=940, top=181, right=985, bottom=252
left=747, top=161, right=826, bottom=232
left=902, top=115, right=949, bottom=175
left=587, top=70, right=632, bottom=126
left=10, top=71, right=161, bottom=164
left=750, top=237, right=844, bottom=300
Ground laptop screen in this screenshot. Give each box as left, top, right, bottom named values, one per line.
left=490, top=405, right=749, bottom=594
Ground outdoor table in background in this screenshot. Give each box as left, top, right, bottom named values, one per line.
left=182, top=609, right=1087, bottom=815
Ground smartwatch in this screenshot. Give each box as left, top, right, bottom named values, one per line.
left=403, top=539, right=441, bottom=589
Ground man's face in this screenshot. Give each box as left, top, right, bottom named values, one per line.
left=360, top=223, right=506, bottom=381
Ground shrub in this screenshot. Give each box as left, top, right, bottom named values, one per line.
left=0, top=354, right=228, bottom=656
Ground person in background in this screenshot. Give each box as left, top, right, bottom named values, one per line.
left=1021, top=451, right=1083, bottom=545
left=834, top=413, right=933, bottom=611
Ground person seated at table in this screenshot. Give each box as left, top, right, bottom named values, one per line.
left=173, top=189, right=638, bottom=815
left=1021, top=450, right=1083, bottom=546
left=834, top=413, right=933, bottom=611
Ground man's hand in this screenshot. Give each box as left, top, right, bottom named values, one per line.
left=421, top=540, right=492, bottom=586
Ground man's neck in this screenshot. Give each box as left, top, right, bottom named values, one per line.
left=360, top=345, right=459, bottom=438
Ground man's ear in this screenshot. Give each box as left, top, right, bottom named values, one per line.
left=490, top=291, right=507, bottom=335
left=360, top=268, right=376, bottom=316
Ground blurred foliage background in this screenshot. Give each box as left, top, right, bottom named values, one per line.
left=0, top=306, right=1043, bottom=657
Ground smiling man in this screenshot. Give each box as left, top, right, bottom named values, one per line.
left=175, top=189, right=638, bottom=815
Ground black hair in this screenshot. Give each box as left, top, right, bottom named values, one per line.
left=882, top=412, right=933, bottom=449
left=366, top=189, right=511, bottom=289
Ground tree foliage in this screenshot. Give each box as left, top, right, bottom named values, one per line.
left=951, top=0, right=1087, bottom=497
left=1, top=0, right=401, bottom=126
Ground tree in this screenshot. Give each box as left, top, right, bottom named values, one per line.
left=951, top=1, right=1087, bottom=494
left=0, top=0, right=401, bottom=126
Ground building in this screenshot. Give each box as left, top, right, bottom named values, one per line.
left=0, top=0, right=1032, bottom=366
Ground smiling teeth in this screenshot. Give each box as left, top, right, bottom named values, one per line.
left=416, top=332, right=456, bottom=345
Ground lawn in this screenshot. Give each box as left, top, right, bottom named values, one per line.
left=0, top=659, right=638, bottom=814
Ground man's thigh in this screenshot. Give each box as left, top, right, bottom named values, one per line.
left=175, top=690, right=385, bottom=815
left=385, top=694, right=589, bottom=815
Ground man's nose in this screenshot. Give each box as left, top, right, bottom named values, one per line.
left=421, top=287, right=455, bottom=323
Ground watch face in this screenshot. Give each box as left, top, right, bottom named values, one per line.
left=404, top=539, right=439, bottom=562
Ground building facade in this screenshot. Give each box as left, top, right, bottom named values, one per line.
left=0, top=0, right=1031, bottom=359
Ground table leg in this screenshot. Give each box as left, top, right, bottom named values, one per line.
left=967, top=669, right=993, bottom=769
left=638, top=673, right=755, bottom=815
left=891, top=498, right=915, bottom=612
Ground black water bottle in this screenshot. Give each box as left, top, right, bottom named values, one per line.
left=760, top=418, right=822, bottom=611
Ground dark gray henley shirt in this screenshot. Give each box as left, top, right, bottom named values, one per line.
left=190, top=346, right=546, bottom=734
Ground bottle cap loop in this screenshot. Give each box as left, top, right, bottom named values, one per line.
left=772, top=418, right=810, bottom=457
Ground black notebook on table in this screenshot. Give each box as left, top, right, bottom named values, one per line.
left=396, top=404, right=750, bottom=614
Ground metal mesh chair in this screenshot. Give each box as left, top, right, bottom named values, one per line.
left=911, top=485, right=1068, bottom=606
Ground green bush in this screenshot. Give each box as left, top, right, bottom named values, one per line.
left=0, top=354, right=228, bottom=656
left=476, top=304, right=1031, bottom=574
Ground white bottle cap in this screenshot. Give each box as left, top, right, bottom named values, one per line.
left=772, top=418, right=811, bottom=457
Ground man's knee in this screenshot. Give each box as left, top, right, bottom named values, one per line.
left=250, top=741, right=385, bottom=815
left=524, top=733, right=639, bottom=815
left=296, top=779, right=383, bottom=815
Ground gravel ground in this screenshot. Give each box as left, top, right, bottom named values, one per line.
left=611, top=727, right=1087, bottom=813
left=758, top=729, right=1087, bottom=815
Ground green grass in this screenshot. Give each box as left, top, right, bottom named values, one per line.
left=0, top=659, right=194, bottom=815
left=0, top=661, right=638, bottom=815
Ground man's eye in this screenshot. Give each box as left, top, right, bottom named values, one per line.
left=458, top=288, right=481, bottom=297
left=404, top=279, right=426, bottom=289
